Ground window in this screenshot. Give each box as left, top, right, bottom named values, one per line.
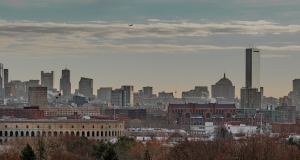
left=26, top=125, right=29, bottom=128
left=37, top=126, right=39, bottom=128
left=5, top=125, right=7, bottom=128
left=93, top=125, right=94, bottom=128
left=82, top=126, right=85, bottom=128
left=16, top=125, right=18, bottom=128
left=60, top=126, right=62, bottom=128
left=72, top=126, right=74, bottom=128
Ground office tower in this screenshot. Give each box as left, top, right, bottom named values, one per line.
left=246, top=48, right=260, bottom=89
left=158, top=91, right=174, bottom=98
left=41, top=71, right=54, bottom=89
left=5, top=83, right=16, bottom=98
left=211, top=73, right=235, bottom=101
left=60, top=69, right=71, bottom=99
left=4, top=69, right=8, bottom=85
left=79, top=77, right=93, bottom=98
left=10, top=80, right=26, bottom=98
left=143, top=86, right=153, bottom=96
left=293, top=79, right=300, bottom=103
left=0, top=63, right=3, bottom=97
left=241, top=47, right=262, bottom=108
left=111, top=89, right=127, bottom=106
left=28, top=86, right=47, bottom=108
left=240, top=88, right=261, bottom=108
left=97, top=87, right=112, bottom=103
left=121, top=86, right=134, bottom=106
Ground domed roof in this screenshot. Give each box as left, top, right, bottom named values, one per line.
left=216, top=73, right=233, bottom=86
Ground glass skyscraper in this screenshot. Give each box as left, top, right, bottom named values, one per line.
left=246, top=48, right=260, bottom=90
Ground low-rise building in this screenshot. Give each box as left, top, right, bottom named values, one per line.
left=43, top=106, right=101, bottom=117
left=0, top=119, right=124, bottom=142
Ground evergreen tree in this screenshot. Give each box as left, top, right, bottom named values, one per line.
left=20, top=144, right=36, bottom=160
left=103, top=147, right=118, bottom=160
left=93, top=141, right=108, bottom=159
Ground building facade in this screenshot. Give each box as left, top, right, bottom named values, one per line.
left=246, top=48, right=260, bottom=89
left=211, top=73, right=235, bottom=101
left=41, top=71, right=54, bottom=89
left=111, top=89, right=127, bottom=106
left=240, top=88, right=262, bottom=108
left=97, top=87, right=112, bottom=103
left=42, top=106, right=101, bottom=117
left=0, top=120, right=124, bottom=142
left=28, top=87, right=48, bottom=108
left=275, top=105, right=296, bottom=123
left=4, top=83, right=16, bottom=98
left=122, top=86, right=134, bottom=106
left=167, top=103, right=236, bottom=126
left=79, top=77, right=93, bottom=99
left=60, top=69, right=71, bottom=99
left=4, top=69, right=8, bottom=85
left=0, top=63, right=3, bottom=97
left=143, top=86, right=153, bottom=97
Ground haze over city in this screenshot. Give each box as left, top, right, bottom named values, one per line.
left=1, top=0, right=300, bottom=98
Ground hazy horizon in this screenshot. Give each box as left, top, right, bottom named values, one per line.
left=1, top=0, right=300, bottom=98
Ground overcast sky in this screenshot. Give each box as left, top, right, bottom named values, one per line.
left=1, top=0, right=300, bottom=98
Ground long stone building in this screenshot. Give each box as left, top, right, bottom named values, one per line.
left=0, top=119, right=124, bottom=142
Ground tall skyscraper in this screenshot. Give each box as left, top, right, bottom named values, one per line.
left=79, top=77, right=93, bottom=98
left=241, top=47, right=262, bottom=108
left=41, top=71, right=54, bottom=89
left=246, top=48, right=260, bottom=89
left=97, top=87, right=112, bottom=103
left=4, top=69, right=8, bottom=85
left=211, top=73, right=235, bottom=101
left=0, top=63, right=3, bottom=97
left=28, top=86, right=47, bottom=108
left=60, top=69, right=71, bottom=99
left=121, top=85, right=134, bottom=106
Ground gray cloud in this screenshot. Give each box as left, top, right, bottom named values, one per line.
left=1, top=20, right=300, bottom=39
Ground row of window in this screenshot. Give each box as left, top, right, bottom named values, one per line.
left=0, top=130, right=122, bottom=137
left=4, top=124, right=122, bottom=129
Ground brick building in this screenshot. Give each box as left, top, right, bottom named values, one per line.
left=0, top=106, right=44, bottom=119
left=167, top=103, right=236, bottom=126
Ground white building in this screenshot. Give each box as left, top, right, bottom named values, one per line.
left=224, top=123, right=257, bottom=135
left=190, top=122, right=214, bottom=135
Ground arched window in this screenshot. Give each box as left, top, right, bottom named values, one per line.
left=21, top=131, right=24, bottom=137
left=206, top=113, right=211, bottom=118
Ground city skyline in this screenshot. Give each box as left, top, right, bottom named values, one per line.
left=1, top=0, right=300, bottom=98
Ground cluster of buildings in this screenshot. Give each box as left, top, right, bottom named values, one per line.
left=0, top=47, right=300, bottom=142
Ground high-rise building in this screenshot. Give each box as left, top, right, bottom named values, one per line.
left=79, top=77, right=93, bottom=98
left=143, top=86, right=153, bottom=96
left=111, top=89, right=127, bottom=106
left=121, top=85, right=134, bottom=106
left=211, top=73, right=235, bottom=101
left=241, top=47, right=262, bottom=108
left=0, top=63, right=3, bottom=97
left=246, top=48, right=260, bottom=89
left=97, top=87, right=112, bottom=103
left=41, top=71, right=54, bottom=89
left=60, top=69, right=71, bottom=99
left=28, top=86, right=47, bottom=108
left=240, top=88, right=261, bottom=108
left=4, top=69, right=8, bottom=85
left=11, top=80, right=26, bottom=98
left=5, top=83, right=16, bottom=98
left=293, top=79, right=300, bottom=103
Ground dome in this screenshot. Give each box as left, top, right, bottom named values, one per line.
left=216, top=73, right=233, bottom=86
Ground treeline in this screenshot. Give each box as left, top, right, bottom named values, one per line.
left=1, top=134, right=300, bottom=160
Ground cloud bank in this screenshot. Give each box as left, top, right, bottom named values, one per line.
left=0, top=19, right=299, bottom=57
